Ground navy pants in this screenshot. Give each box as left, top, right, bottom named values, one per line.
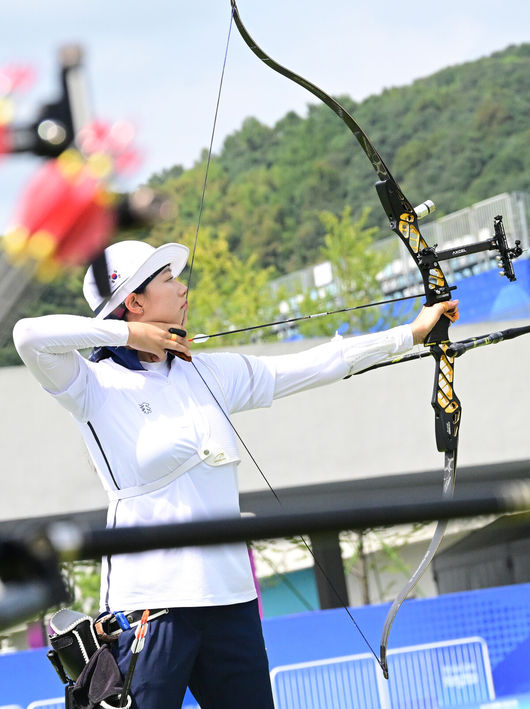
left=112, top=599, right=275, bottom=709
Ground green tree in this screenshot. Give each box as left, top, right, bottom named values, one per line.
left=182, top=226, right=279, bottom=347
left=62, top=561, right=101, bottom=616
left=295, top=206, right=392, bottom=337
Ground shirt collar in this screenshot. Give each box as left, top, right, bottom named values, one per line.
left=89, top=346, right=146, bottom=370
left=89, top=346, right=175, bottom=371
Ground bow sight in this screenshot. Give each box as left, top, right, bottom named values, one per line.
left=418, top=214, right=523, bottom=283
left=376, top=178, right=523, bottom=307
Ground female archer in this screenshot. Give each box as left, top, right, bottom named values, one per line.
left=13, top=239, right=457, bottom=709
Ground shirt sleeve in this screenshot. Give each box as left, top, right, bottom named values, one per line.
left=13, top=314, right=129, bottom=418
left=199, top=325, right=413, bottom=411
left=262, top=325, right=413, bottom=399
left=195, top=352, right=277, bottom=414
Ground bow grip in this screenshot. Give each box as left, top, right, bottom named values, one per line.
left=430, top=342, right=461, bottom=453
left=424, top=312, right=451, bottom=347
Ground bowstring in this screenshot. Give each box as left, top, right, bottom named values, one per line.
left=183, top=4, right=382, bottom=668
left=191, top=360, right=381, bottom=666
left=184, top=8, right=234, bottom=307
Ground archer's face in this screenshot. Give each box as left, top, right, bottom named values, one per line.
left=140, top=266, right=188, bottom=325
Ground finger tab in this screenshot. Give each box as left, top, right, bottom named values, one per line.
left=169, top=327, right=187, bottom=337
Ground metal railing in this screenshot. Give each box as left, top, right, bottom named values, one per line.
left=271, top=636, right=494, bottom=709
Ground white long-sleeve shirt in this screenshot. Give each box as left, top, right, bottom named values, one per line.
left=13, top=315, right=412, bottom=611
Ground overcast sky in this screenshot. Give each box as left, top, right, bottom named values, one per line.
left=1, top=0, right=529, bottom=228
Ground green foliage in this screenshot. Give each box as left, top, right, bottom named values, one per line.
left=148, top=164, right=184, bottom=187
left=150, top=42, right=530, bottom=272
left=295, top=206, right=390, bottom=337
left=341, top=525, right=431, bottom=603
left=0, top=267, right=92, bottom=366
left=181, top=226, right=278, bottom=346
left=62, top=562, right=101, bottom=616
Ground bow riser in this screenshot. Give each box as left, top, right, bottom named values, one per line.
left=431, top=344, right=461, bottom=453
left=375, top=179, right=452, bottom=306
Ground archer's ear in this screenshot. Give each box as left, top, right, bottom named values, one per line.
left=124, top=292, right=144, bottom=315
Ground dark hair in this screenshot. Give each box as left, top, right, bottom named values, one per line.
left=134, top=264, right=170, bottom=293
left=106, top=264, right=170, bottom=320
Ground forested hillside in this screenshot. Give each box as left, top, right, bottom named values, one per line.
left=1, top=43, right=529, bottom=365
left=150, top=42, right=529, bottom=272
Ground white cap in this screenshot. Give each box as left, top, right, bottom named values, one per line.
left=83, top=240, right=189, bottom=319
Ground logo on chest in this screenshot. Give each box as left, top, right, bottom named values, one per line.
left=139, top=402, right=152, bottom=414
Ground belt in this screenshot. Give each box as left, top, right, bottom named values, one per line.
left=100, top=608, right=169, bottom=637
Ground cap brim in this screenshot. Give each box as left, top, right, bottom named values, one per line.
left=96, top=242, right=189, bottom=319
